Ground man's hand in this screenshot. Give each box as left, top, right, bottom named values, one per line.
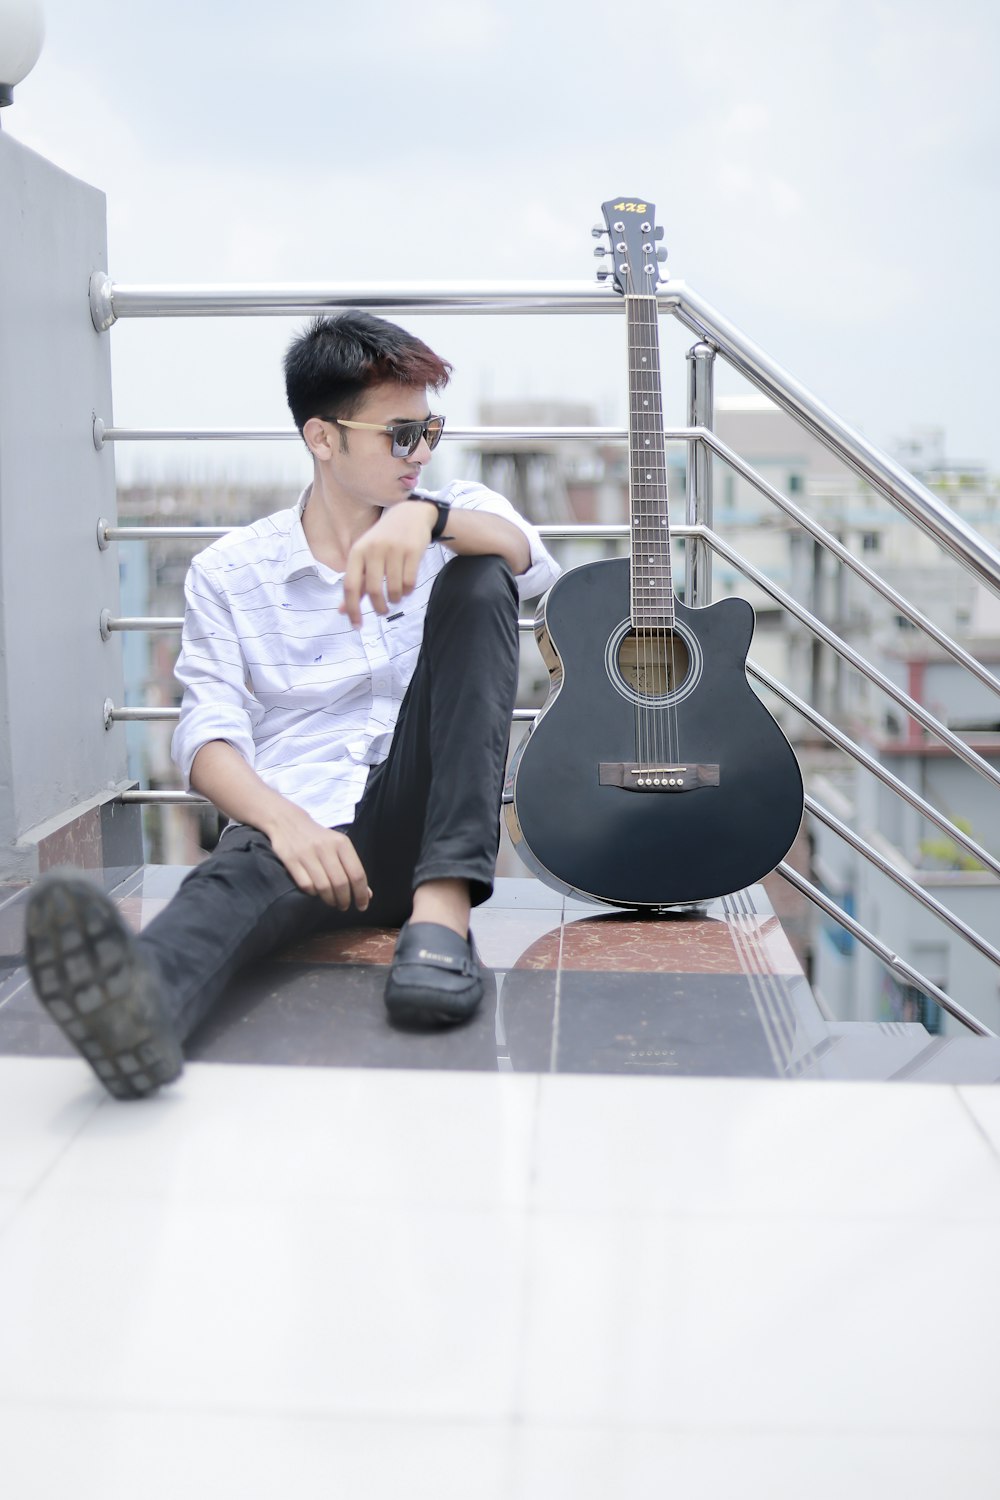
left=266, top=805, right=372, bottom=910
left=340, top=501, right=434, bottom=628
left=190, top=742, right=373, bottom=911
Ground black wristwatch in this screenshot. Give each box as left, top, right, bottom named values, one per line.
left=411, top=496, right=452, bottom=542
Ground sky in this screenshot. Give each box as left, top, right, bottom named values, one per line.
left=6, top=0, right=1000, bottom=487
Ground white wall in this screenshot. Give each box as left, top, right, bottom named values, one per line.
left=0, top=130, right=129, bottom=878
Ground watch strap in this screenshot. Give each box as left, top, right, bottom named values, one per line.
left=412, top=497, right=452, bottom=541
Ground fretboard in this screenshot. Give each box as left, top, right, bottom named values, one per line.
left=626, top=294, right=674, bottom=629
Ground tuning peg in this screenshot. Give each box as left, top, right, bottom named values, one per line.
left=656, top=248, right=668, bottom=262
left=596, top=269, right=614, bottom=280
left=591, top=224, right=608, bottom=238
left=654, top=226, right=665, bottom=240
left=594, top=245, right=611, bottom=258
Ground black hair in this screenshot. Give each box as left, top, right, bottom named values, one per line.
left=283, top=310, right=452, bottom=433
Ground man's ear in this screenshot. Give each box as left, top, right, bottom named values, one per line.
left=303, top=416, right=336, bottom=458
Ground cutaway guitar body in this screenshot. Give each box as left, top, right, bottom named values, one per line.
left=505, top=556, right=804, bottom=907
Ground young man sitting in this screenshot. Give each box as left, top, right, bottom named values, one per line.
left=25, top=311, right=559, bottom=1100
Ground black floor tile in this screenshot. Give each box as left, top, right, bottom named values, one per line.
left=186, top=959, right=518, bottom=1073
left=501, top=970, right=780, bottom=1077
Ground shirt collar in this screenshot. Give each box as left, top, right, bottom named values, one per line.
left=279, top=486, right=324, bottom=583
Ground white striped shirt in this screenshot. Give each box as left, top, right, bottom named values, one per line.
left=171, top=481, right=560, bottom=828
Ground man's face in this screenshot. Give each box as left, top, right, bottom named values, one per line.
left=321, top=381, right=440, bottom=509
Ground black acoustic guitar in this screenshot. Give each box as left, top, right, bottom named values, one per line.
left=504, top=195, right=804, bottom=908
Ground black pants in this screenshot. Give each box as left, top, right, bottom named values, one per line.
left=138, top=555, right=520, bottom=1042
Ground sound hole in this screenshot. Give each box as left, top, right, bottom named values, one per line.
left=617, top=628, right=691, bottom=698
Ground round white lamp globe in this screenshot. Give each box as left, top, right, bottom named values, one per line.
left=0, top=0, right=45, bottom=108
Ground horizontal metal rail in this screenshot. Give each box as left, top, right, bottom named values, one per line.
left=95, top=421, right=650, bottom=446
left=106, top=704, right=179, bottom=724
left=804, top=793, right=1000, bottom=973
left=89, top=274, right=666, bottom=328
left=120, top=788, right=207, bottom=804
left=104, top=613, right=546, bottom=635
left=775, top=861, right=993, bottom=1037
left=102, top=613, right=182, bottom=635
left=749, top=662, right=1000, bottom=882
left=99, top=519, right=634, bottom=546
left=107, top=702, right=538, bottom=727
left=707, top=435, right=1000, bottom=704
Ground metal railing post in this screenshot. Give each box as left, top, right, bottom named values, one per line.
left=685, top=342, right=715, bottom=606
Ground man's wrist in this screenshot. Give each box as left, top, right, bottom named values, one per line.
left=409, top=496, right=452, bottom=541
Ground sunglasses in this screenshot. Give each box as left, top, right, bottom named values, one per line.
left=331, top=414, right=446, bottom=459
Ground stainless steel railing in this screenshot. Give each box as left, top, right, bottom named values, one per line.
left=90, top=271, right=1000, bottom=599
left=92, top=274, right=1000, bottom=1034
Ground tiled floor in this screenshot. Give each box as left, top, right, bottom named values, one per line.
left=2, top=871, right=997, bottom=1082
left=1, top=872, right=818, bottom=1078
left=2, top=1058, right=1000, bottom=1497
left=1, top=873, right=1000, bottom=1495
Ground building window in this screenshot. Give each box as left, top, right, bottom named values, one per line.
left=895, top=983, right=943, bottom=1034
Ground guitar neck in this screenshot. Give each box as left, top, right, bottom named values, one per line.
left=626, top=293, right=674, bottom=630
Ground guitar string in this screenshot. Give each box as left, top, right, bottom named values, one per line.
left=639, top=293, right=658, bottom=770
left=629, top=290, right=653, bottom=775
left=644, top=287, right=681, bottom=773
left=623, top=218, right=681, bottom=780
left=630, top=287, right=653, bottom=774
left=655, top=287, right=680, bottom=771
left=643, top=291, right=670, bottom=773
left=632, top=284, right=678, bottom=775
left=625, top=271, right=641, bottom=771
left=628, top=292, right=641, bottom=772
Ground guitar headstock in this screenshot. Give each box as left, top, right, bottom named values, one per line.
left=594, top=196, right=666, bottom=296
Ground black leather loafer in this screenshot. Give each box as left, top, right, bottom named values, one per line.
left=25, top=873, right=184, bottom=1100
left=384, top=921, right=484, bottom=1026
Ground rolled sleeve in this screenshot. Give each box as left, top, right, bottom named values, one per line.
left=171, top=557, right=263, bottom=787
left=439, top=481, right=561, bottom=600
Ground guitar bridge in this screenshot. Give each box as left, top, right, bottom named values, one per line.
left=599, top=762, right=720, bottom=792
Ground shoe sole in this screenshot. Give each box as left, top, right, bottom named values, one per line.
left=25, top=875, right=183, bottom=1100
left=384, top=989, right=483, bottom=1025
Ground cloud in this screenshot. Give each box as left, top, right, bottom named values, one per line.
left=8, top=0, right=1000, bottom=474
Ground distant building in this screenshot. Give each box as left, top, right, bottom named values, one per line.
left=708, top=400, right=1000, bottom=1032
